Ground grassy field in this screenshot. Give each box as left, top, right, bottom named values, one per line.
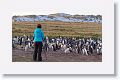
left=12, top=21, right=102, bottom=38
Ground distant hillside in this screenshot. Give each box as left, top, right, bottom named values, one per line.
left=12, top=13, right=102, bottom=23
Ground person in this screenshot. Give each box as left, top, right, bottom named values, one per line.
left=33, top=24, right=44, bottom=61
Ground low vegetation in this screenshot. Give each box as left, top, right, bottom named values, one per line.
left=12, top=21, right=102, bottom=38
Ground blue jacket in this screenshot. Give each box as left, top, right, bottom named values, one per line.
left=34, top=28, right=44, bottom=42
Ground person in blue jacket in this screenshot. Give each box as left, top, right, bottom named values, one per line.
left=33, top=24, right=44, bottom=61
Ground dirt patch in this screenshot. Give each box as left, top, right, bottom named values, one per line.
left=12, top=49, right=102, bottom=62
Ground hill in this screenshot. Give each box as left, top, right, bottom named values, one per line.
left=12, top=13, right=102, bottom=23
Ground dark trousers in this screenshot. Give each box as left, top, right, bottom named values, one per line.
left=33, top=42, right=43, bottom=61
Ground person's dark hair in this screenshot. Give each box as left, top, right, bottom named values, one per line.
left=37, top=24, right=41, bottom=28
